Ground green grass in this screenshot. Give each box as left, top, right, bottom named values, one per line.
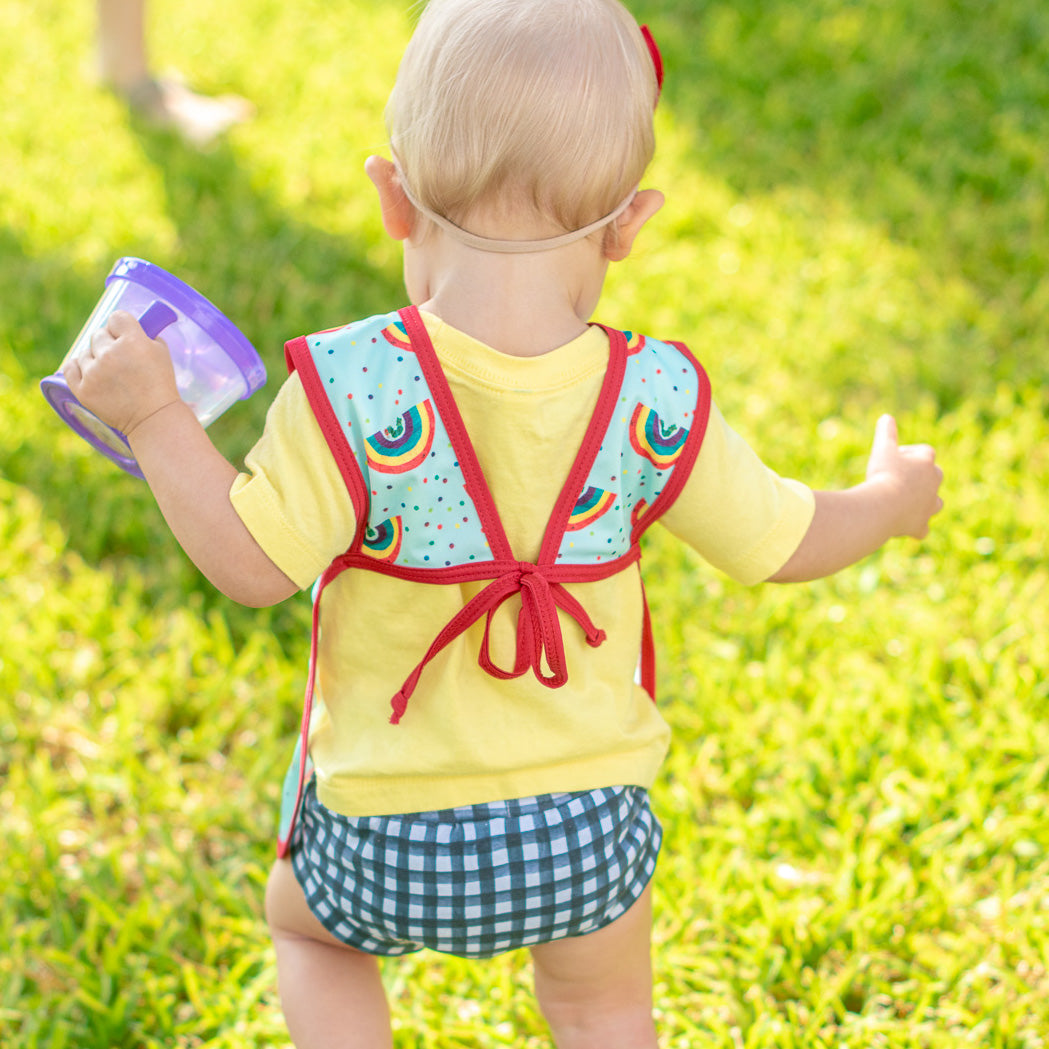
left=2, top=0, right=1048, bottom=1045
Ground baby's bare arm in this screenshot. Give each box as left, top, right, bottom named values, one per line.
left=769, top=415, right=943, bottom=583
left=64, top=310, right=297, bottom=606
left=125, top=401, right=297, bottom=605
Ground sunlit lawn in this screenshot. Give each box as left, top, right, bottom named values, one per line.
left=2, top=1, right=1048, bottom=1046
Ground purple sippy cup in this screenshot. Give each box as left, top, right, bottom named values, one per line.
left=40, top=258, right=266, bottom=478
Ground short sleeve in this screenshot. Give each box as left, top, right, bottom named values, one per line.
left=229, top=371, right=360, bottom=589
left=659, top=401, right=815, bottom=584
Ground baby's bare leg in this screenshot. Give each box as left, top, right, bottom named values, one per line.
left=530, top=884, right=658, bottom=1049
left=266, top=859, right=393, bottom=1049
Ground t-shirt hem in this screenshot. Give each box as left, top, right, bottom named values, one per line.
left=229, top=472, right=328, bottom=590
left=313, top=750, right=668, bottom=818
left=728, top=479, right=816, bottom=585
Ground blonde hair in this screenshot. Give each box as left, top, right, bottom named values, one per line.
left=386, top=0, right=658, bottom=237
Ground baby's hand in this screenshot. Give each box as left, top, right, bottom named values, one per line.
left=63, top=310, right=181, bottom=436
left=865, top=414, right=944, bottom=539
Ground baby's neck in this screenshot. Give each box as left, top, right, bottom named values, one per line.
left=421, top=293, right=589, bottom=358
left=411, top=237, right=607, bottom=358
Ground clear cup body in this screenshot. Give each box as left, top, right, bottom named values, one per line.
left=63, top=278, right=250, bottom=429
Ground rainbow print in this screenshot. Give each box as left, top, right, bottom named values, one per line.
left=380, top=320, right=413, bottom=351
left=365, top=400, right=436, bottom=473
left=566, top=486, right=616, bottom=531
left=362, top=516, right=403, bottom=562
left=623, top=330, right=646, bottom=355
left=629, top=403, right=689, bottom=468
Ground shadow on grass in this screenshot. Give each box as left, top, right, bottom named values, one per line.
left=1, top=121, right=402, bottom=632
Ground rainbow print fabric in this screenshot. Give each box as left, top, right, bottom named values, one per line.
left=553, top=330, right=703, bottom=564
left=303, top=313, right=703, bottom=571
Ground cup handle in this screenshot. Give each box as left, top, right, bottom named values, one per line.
left=138, top=300, right=178, bottom=339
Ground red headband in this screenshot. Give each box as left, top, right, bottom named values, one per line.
left=640, top=24, right=664, bottom=98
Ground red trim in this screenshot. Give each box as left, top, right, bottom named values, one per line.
left=626, top=338, right=711, bottom=701
left=286, top=314, right=707, bottom=730
left=384, top=557, right=614, bottom=724
left=638, top=577, right=656, bottom=699
left=276, top=557, right=343, bottom=857
left=629, top=340, right=711, bottom=545
left=360, top=310, right=657, bottom=722
left=399, top=306, right=515, bottom=562
left=537, top=326, right=628, bottom=566
left=285, top=335, right=370, bottom=528
left=332, top=545, right=639, bottom=587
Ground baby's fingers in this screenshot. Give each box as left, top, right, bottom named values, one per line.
left=61, top=354, right=84, bottom=391
left=87, top=324, right=115, bottom=360
left=912, top=457, right=945, bottom=536
left=105, top=309, right=146, bottom=339
left=898, top=442, right=938, bottom=460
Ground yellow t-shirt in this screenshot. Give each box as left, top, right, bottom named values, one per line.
left=230, top=312, right=814, bottom=817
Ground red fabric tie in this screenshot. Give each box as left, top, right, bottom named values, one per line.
left=390, top=561, right=606, bottom=724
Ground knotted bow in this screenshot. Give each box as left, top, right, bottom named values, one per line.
left=389, top=560, right=607, bottom=724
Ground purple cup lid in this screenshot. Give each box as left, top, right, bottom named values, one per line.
left=39, top=374, right=145, bottom=478
left=106, top=257, right=265, bottom=396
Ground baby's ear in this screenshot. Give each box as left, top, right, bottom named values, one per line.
left=603, top=189, right=665, bottom=261
left=365, top=156, right=416, bottom=241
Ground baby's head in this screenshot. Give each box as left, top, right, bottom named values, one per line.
left=386, top=0, right=659, bottom=244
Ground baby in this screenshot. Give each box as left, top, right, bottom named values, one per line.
left=65, top=1, right=943, bottom=1046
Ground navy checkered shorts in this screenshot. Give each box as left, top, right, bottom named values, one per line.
left=289, top=781, right=661, bottom=958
